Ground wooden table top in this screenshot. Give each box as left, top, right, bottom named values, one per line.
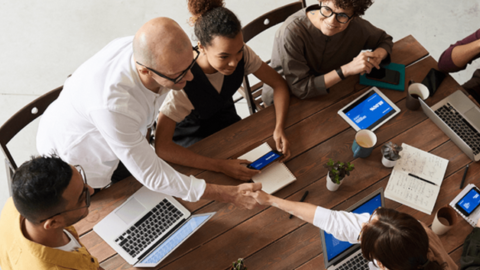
left=77, top=35, right=477, bottom=270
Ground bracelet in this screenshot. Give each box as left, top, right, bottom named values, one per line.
left=336, top=68, right=346, bottom=80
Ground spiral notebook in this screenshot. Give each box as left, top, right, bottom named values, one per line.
left=449, top=184, right=480, bottom=227
left=239, top=143, right=296, bottom=194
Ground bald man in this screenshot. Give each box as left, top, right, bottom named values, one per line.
left=37, top=18, right=261, bottom=209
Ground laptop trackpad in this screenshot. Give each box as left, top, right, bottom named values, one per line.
left=116, top=198, right=146, bottom=225
left=464, top=108, right=480, bottom=131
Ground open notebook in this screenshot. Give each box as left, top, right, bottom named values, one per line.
left=239, top=143, right=296, bottom=194
left=385, top=143, right=449, bottom=215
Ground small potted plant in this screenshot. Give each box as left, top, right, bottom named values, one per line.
left=381, top=142, right=403, bottom=168
left=231, top=258, right=247, bottom=270
left=324, top=159, right=355, bottom=191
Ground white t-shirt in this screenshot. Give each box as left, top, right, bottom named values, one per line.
left=54, top=230, right=82, bottom=252
left=37, top=36, right=206, bottom=202
left=160, top=44, right=263, bottom=123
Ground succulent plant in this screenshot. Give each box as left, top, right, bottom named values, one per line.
left=323, top=159, right=355, bottom=184
left=381, top=142, right=403, bottom=161
left=232, top=258, right=247, bottom=270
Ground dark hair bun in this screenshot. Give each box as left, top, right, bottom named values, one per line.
left=188, top=0, right=224, bottom=17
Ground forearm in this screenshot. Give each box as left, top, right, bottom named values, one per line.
left=156, top=140, right=222, bottom=173
left=272, top=84, right=290, bottom=132
left=268, top=195, right=317, bottom=224
left=451, top=39, right=480, bottom=68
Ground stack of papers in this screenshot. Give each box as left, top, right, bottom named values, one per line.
left=385, top=143, right=449, bottom=215
left=238, top=143, right=296, bottom=194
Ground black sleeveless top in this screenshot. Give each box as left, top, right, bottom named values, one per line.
left=172, top=57, right=245, bottom=147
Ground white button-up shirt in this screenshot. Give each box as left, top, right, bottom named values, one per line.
left=37, top=36, right=206, bottom=202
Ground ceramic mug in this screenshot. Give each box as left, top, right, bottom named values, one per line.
left=352, top=129, right=377, bottom=158
left=406, top=82, right=430, bottom=110
left=431, top=206, right=458, bottom=235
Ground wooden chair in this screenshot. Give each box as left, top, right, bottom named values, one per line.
left=240, top=1, right=305, bottom=115
left=0, top=86, right=62, bottom=195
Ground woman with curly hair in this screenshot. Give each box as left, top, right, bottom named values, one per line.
left=248, top=190, right=457, bottom=270
left=155, top=0, right=291, bottom=181
left=262, top=0, right=393, bottom=105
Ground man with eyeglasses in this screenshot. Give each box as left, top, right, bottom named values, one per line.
left=262, top=0, right=393, bottom=105
left=0, top=156, right=102, bottom=270
left=37, top=17, right=261, bottom=212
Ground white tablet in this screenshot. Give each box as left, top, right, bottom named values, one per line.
left=338, top=87, right=400, bottom=131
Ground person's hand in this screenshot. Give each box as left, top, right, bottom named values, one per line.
left=225, top=182, right=263, bottom=209
left=476, top=217, right=480, bottom=227
left=218, top=159, right=260, bottom=181
left=273, top=129, right=291, bottom=161
left=246, top=190, right=272, bottom=206
left=342, top=51, right=377, bottom=77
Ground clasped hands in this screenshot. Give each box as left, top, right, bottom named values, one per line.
left=342, top=48, right=387, bottom=77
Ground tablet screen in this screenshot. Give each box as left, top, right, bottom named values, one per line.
left=342, top=90, right=396, bottom=130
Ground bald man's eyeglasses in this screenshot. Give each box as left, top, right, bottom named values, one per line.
left=136, top=46, right=200, bottom=84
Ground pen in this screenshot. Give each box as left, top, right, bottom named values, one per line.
left=290, top=191, right=309, bottom=219
left=460, top=164, right=470, bottom=189
left=408, top=173, right=437, bottom=186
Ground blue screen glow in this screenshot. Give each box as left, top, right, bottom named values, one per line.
left=345, top=92, right=393, bottom=130
left=140, top=215, right=209, bottom=264
left=324, top=193, right=382, bottom=262
left=458, top=188, right=480, bottom=215
left=249, top=151, right=280, bottom=170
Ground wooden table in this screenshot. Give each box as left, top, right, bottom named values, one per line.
left=77, top=35, right=477, bottom=269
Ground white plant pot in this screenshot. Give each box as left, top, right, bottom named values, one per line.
left=326, top=173, right=343, bottom=191
left=381, top=156, right=398, bottom=168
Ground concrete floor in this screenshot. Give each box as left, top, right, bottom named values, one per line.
left=0, top=0, right=479, bottom=224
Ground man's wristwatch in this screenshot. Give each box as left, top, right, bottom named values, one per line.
left=336, top=68, right=346, bottom=80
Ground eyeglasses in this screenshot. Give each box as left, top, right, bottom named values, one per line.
left=319, top=2, right=353, bottom=24
left=357, top=208, right=379, bottom=241
left=136, top=46, right=200, bottom=84
left=38, top=165, right=91, bottom=223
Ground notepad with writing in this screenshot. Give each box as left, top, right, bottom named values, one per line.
left=385, top=143, right=449, bottom=215
left=449, top=184, right=480, bottom=227
left=238, top=143, right=296, bottom=194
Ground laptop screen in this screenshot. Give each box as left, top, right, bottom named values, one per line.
left=324, top=193, right=382, bottom=262
left=140, top=214, right=211, bottom=264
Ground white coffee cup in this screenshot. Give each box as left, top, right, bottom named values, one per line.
left=431, top=206, right=458, bottom=235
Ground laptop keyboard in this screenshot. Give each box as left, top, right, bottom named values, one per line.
left=435, top=103, right=480, bottom=155
left=114, top=198, right=183, bottom=258
left=337, top=253, right=369, bottom=270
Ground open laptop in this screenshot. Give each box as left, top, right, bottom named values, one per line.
left=320, top=187, right=385, bottom=270
left=94, top=186, right=215, bottom=267
left=420, top=90, right=480, bottom=161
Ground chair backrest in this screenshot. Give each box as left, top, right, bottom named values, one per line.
left=0, top=86, right=62, bottom=195
left=241, top=1, right=305, bottom=114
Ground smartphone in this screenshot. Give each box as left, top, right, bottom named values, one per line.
left=247, top=150, right=283, bottom=170
left=455, top=186, right=480, bottom=216
left=366, top=67, right=400, bottom=85
left=421, top=68, right=446, bottom=97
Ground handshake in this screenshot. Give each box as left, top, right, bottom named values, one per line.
left=221, top=182, right=272, bottom=209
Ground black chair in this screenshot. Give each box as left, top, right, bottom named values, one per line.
left=0, top=86, right=62, bottom=195
left=240, top=1, right=305, bottom=114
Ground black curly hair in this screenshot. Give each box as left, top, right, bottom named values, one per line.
left=12, top=155, right=73, bottom=223
left=321, top=0, right=374, bottom=17
left=188, top=0, right=242, bottom=46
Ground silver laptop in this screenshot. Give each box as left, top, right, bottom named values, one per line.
left=94, top=186, right=215, bottom=267
left=320, top=188, right=384, bottom=270
left=420, top=90, right=480, bottom=161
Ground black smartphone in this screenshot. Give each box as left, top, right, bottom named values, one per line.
left=247, top=150, right=283, bottom=170
left=366, top=67, right=400, bottom=85
left=455, top=186, right=480, bottom=217
left=421, top=68, right=446, bottom=97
